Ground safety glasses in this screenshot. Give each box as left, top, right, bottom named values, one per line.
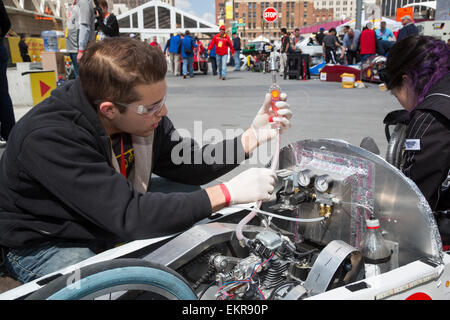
left=113, top=95, right=167, bottom=116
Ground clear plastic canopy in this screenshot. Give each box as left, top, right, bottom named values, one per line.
left=276, top=139, right=443, bottom=267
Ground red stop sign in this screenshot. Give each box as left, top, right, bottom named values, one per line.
left=263, top=7, right=278, bottom=23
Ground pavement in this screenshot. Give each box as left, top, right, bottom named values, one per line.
left=2, top=67, right=401, bottom=183
left=163, top=68, right=400, bottom=182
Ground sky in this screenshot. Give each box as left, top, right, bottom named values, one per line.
left=175, top=0, right=216, bottom=24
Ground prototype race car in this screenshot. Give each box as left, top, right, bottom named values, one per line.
left=1, top=138, right=448, bottom=301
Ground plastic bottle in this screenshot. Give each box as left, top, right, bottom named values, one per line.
left=41, top=31, right=58, bottom=52
left=360, top=214, right=392, bottom=278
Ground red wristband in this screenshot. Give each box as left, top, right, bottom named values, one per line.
left=78, top=50, right=84, bottom=53
left=219, top=184, right=231, bottom=207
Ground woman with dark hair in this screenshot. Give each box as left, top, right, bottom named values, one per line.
left=381, top=35, right=450, bottom=245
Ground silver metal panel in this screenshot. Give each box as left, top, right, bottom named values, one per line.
left=277, top=139, right=443, bottom=266
left=143, top=223, right=265, bottom=269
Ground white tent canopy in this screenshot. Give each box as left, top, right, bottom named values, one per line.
left=404, top=1, right=436, bottom=10
left=117, top=0, right=219, bottom=41
left=250, top=35, right=271, bottom=43
left=336, top=16, right=403, bottom=33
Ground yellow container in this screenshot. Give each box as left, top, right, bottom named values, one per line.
left=340, top=73, right=355, bottom=89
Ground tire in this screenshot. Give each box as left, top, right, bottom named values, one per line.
left=25, top=258, right=197, bottom=300
left=385, top=123, right=407, bottom=169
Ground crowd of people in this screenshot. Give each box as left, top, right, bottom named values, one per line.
left=318, top=15, right=420, bottom=65
left=61, top=9, right=429, bottom=80
left=162, top=25, right=241, bottom=80
left=247, top=16, right=423, bottom=75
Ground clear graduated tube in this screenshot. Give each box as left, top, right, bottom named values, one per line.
left=235, top=132, right=280, bottom=246
left=235, top=52, right=282, bottom=246
left=269, top=53, right=281, bottom=116
left=232, top=205, right=325, bottom=223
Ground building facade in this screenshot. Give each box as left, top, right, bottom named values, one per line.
left=380, top=0, right=435, bottom=19
left=313, top=0, right=357, bottom=20
left=3, top=0, right=66, bottom=36
left=215, top=0, right=334, bottom=41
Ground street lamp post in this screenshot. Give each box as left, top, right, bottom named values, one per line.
left=355, top=0, right=363, bottom=31
left=262, top=15, right=265, bottom=39
left=243, top=15, right=246, bottom=46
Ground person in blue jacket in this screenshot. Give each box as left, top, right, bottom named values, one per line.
left=375, top=21, right=395, bottom=56
left=168, top=33, right=181, bottom=76
left=397, top=15, right=419, bottom=41
left=208, top=41, right=217, bottom=76
left=181, top=30, right=197, bottom=78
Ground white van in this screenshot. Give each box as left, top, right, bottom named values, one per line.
left=417, top=20, right=450, bottom=42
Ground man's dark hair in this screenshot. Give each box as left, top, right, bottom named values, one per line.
left=185, top=30, right=190, bottom=35
left=79, top=37, right=167, bottom=112
left=329, top=28, right=336, bottom=34
left=344, top=25, right=350, bottom=30
left=295, top=28, right=299, bottom=32
left=98, top=0, right=108, bottom=9
left=281, top=28, right=287, bottom=34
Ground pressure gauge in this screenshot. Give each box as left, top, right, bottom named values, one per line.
left=315, top=175, right=331, bottom=193
left=298, top=169, right=312, bottom=187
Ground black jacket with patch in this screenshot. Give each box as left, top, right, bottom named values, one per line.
left=0, top=78, right=246, bottom=249
left=402, top=74, right=450, bottom=212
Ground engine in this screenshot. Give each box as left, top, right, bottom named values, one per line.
left=207, top=230, right=315, bottom=300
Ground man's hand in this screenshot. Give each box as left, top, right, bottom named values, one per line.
left=249, top=92, right=292, bottom=147
left=224, top=168, right=276, bottom=205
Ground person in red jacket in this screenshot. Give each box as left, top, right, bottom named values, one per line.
left=207, top=25, right=234, bottom=80
left=149, top=36, right=162, bottom=51
left=359, top=22, right=377, bottom=63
